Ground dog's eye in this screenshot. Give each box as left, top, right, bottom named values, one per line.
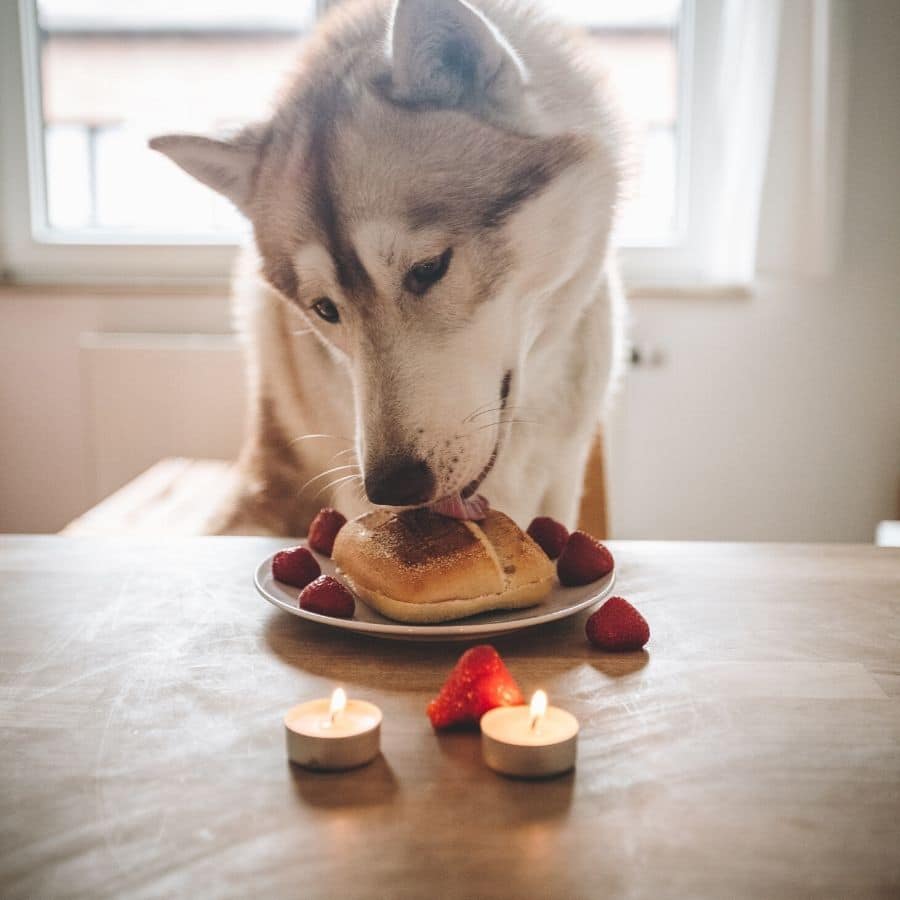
left=312, top=298, right=340, bottom=324
left=404, top=248, right=452, bottom=295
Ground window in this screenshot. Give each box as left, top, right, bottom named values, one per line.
left=37, top=0, right=317, bottom=237
left=549, top=1, right=684, bottom=246
left=33, top=0, right=685, bottom=245
left=1, top=0, right=697, bottom=283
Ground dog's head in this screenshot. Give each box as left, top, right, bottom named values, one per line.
left=151, top=0, right=603, bottom=509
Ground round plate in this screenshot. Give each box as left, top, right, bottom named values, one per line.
left=255, top=544, right=615, bottom=642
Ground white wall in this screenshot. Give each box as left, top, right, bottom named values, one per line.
left=608, top=276, right=899, bottom=540
left=1, top=0, right=898, bottom=539
left=0, top=289, right=238, bottom=533
left=607, top=0, right=900, bottom=541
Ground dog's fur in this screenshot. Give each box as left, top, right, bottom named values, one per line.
left=151, top=0, right=627, bottom=535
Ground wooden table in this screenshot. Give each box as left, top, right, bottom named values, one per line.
left=1, top=537, right=898, bottom=899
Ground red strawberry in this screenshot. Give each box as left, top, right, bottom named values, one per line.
left=308, top=508, right=347, bottom=557
left=272, top=546, right=321, bottom=588
left=298, top=575, right=355, bottom=618
left=427, top=644, right=524, bottom=730
left=557, top=531, right=614, bottom=586
left=586, top=597, right=650, bottom=651
left=527, top=516, right=569, bottom=559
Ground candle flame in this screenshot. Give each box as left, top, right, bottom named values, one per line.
left=529, top=690, right=548, bottom=731
left=329, top=687, right=347, bottom=723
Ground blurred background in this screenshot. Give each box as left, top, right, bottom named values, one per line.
left=0, top=0, right=898, bottom=541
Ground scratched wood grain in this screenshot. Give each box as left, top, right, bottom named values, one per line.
left=0, top=537, right=898, bottom=899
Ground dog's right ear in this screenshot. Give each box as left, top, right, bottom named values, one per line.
left=148, top=127, right=267, bottom=213
left=387, top=0, right=527, bottom=116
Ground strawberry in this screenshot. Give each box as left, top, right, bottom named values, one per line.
left=526, top=516, right=569, bottom=559
left=427, top=644, right=524, bottom=730
left=586, top=597, right=650, bottom=651
left=308, top=507, right=347, bottom=557
left=272, top=546, right=321, bottom=588
left=298, top=575, right=355, bottom=618
left=557, top=531, right=614, bottom=586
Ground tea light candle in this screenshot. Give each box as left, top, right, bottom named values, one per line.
left=284, top=687, right=382, bottom=771
left=481, top=690, right=578, bottom=778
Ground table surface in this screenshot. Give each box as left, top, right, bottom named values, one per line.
left=1, top=536, right=898, bottom=900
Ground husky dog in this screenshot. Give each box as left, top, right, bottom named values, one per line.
left=151, top=0, right=626, bottom=535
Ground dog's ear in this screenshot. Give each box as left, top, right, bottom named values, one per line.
left=148, top=126, right=267, bottom=212
left=388, top=0, right=527, bottom=114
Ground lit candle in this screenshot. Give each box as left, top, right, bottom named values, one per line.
left=480, top=690, right=578, bottom=778
left=284, top=687, right=382, bottom=771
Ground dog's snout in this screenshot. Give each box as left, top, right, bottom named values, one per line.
left=365, top=456, right=436, bottom=506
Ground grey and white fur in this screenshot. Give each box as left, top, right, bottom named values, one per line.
left=150, top=0, right=628, bottom=535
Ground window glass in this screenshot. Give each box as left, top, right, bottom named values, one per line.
left=36, top=0, right=683, bottom=244
left=546, top=0, right=683, bottom=244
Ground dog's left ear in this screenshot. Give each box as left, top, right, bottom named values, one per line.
left=148, top=125, right=267, bottom=213
left=388, top=0, right=527, bottom=116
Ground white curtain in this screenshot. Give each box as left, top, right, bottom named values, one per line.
left=702, top=0, right=783, bottom=285
left=756, top=0, right=849, bottom=279
left=623, top=0, right=791, bottom=292
left=693, top=0, right=847, bottom=287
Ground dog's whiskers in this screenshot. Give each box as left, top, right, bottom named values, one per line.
left=322, top=445, right=358, bottom=470
left=313, top=472, right=364, bottom=502
left=288, top=432, right=353, bottom=448
left=462, top=397, right=503, bottom=424
left=299, top=464, right=361, bottom=496
left=467, top=417, right=539, bottom=436
left=466, top=404, right=536, bottom=423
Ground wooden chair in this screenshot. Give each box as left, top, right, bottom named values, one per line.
left=61, top=458, right=237, bottom=537
left=64, top=436, right=609, bottom=538
left=577, top=430, right=608, bottom=539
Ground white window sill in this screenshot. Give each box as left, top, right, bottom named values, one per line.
left=626, top=281, right=753, bottom=300
left=0, top=273, right=754, bottom=303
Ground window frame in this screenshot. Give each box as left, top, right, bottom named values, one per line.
left=1, top=0, right=704, bottom=289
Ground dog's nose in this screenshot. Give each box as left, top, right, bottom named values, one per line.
left=365, top=457, right=436, bottom=506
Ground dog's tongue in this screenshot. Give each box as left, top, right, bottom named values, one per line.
left=429, top=493, right=490, bottom=521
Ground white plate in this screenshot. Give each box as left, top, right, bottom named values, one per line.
left=255, top=544, right=615, bottom=642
